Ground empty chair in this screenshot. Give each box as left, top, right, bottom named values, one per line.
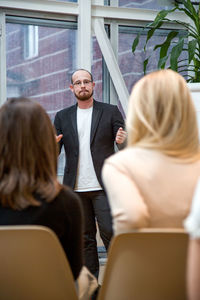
left=0, top=225, right=78, bottom=300
left=97, top=229, right=188, bottom=300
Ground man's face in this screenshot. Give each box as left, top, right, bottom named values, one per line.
left=70, top=70, right=95, bottom=101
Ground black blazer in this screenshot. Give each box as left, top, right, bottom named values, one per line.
left=54, top=100, right=125, bottom=188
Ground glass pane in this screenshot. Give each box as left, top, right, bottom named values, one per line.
left=6, top=20, right=77, bottom=176
left=6, top=22, right=77, bottom=120
left=118, top=26, right=187, bottom=94
left=92, top=36, right=103, bottom=102
left=118, top=0, right=174, bottom=10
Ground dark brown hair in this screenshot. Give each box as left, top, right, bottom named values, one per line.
left=0, top=97, right=61, bottom=209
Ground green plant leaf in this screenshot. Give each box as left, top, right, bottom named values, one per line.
left=176, top=5, right=199, bottom=30
left=170, top=20, right=197, bottom=38
left=153, top=31, right=178, bottom=69
left=143, top=58, right=149, bottom=75
left=158, top=55, right=169, bottom=69
left=193, top=57, right=200, bottom=70
left=183, top=0, right=197, bottom=16
left=144, top=8, right=177, bottom=50
left=145, top=8, right=176, bottom=40
left=131, top=0, right=200, bottom=81
left=132, top=33, right=141, bottom=53
left=177, top=0, right=197, bottom=19
left=146, top=21, right=163, bottom=44
left=160, top=31, right=179, bottom=58
left=170, top=38, right=184, bottom=71
left=188, top=39, right=197, bottom=63
left=147, top=8, right=176, bottom=28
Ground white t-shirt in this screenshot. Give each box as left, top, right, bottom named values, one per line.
left=74, top=106, right=102, bottom=192
left=184, top=178, right=200, bottom=238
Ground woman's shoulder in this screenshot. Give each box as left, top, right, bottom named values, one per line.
left=105, top=147, right=155, bottom=166
left=55, top=186, right=82, bottom=210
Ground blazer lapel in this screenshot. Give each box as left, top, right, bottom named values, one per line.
left=70, top=104, right=79, bottom=145
left=90, top=100, right=103, bottom=145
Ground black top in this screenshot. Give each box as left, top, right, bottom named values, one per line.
left=0, top=186, right=84, bottom=280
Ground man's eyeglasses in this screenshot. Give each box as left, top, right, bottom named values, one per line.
left=73, top=80, right=93, bottom=87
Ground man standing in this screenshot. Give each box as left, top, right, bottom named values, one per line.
left=54, top=69, right=126, bottom=278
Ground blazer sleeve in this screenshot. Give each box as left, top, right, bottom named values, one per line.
left=54, top=112, right=63, bottom=154
left=102, top=158, right=150, bottom=235
left=112, top=105, right=125, bottom=135
left=112, top=106, right=126, bottom=149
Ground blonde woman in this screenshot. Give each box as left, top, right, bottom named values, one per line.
left=102, top=69, right=200, bottom=235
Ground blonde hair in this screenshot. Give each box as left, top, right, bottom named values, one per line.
left=126, top=69, right=200, bottom=161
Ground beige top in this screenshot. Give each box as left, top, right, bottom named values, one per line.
left=102, top=147, right=200, bottom=235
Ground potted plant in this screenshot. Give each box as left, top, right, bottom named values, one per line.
left=132, top=0, right=200, bottom=83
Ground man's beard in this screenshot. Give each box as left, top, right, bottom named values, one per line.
left=74, top=90, right=93, bottom=101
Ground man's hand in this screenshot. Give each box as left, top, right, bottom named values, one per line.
left=115, top=127, right=126, bottom=144
left=55, top=134, right=63, bottom=143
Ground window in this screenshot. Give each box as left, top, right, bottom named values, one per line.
left=118, top=25, right=187, bottom=93
left=6, top=19, right=78, bottom=176
left=6, top=19, right=77, bottom=120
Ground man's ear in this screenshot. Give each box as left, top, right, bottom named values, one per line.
left=69, top=84, right=74, bottom=92
left=92, top=82, right=95, bottom=88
